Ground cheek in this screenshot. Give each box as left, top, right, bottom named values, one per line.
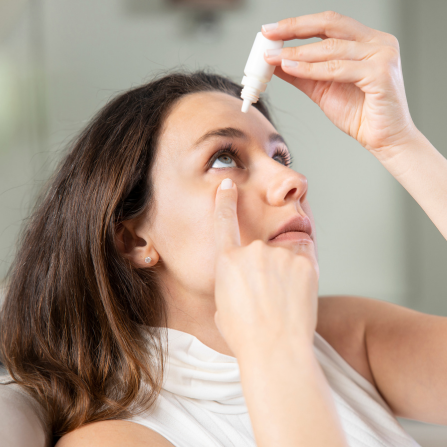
left=152, top=188, right=218, bottom=273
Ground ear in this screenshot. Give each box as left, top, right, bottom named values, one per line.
left=115, top=219, right=158, bottom=268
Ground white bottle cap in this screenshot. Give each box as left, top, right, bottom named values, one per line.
left=241, top=32, right=283, bottom=113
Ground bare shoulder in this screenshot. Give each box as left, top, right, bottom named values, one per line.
left=55, top=420, right=174, bottom=447
left=316, top=295, right=379, bottom=386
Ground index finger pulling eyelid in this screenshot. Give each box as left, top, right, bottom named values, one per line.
left=263, top=12, right=376, bottom=43
left=214, top=179, right=241, bottom=252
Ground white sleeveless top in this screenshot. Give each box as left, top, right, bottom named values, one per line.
left=124, top=328, right=420, bottom=447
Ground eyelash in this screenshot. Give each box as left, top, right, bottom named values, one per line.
left=207, top=143, right=294, bottom=169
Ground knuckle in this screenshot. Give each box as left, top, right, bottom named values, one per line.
left=326, top=59, right=342, bottom=74
left=290, top=45, right=301, bottom=59
left=322, top=38, right=338, bottom=53
left=384, top=32, right=400, bottom=49
left=302, top=62, right=313, bottom=74
left=376, top=54, right=397, bottom=78
left=248, top=239, right=266, bottom=251
left=384, top=45, right=400, bottom=62
left=285, top=16, right=299, bottom=30
left=289, top=16, right=299, bottom=28
left=246, top=240, right=270, bottom=262
left=323, top=10, right=343, bottom=23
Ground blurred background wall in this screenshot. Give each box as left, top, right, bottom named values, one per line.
left=0, top=0, right=446, bottom=443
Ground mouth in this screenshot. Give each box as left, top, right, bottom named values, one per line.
left=268, top=215, right=313, bottom=242
left=269, top=231, right=313, bottom=243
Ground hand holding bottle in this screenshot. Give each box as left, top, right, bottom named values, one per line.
left=213, top=177, right=319, bottom=359
left=262, top=11, right=419, bottom=165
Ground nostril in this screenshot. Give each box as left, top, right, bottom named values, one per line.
left=285, top=188, right=297, bottom=200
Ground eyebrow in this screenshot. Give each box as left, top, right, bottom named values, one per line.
left=192, top=126, right=290, bottom=152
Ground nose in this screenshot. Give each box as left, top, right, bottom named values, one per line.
left=266, top=171, right=308, bottom=207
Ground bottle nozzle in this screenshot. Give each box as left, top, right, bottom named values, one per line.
left=240, top=32, right=284, bottom=114
left=241, top=99, right=251, bottom=113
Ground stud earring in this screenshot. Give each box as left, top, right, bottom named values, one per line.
left=144, top=257, right=152, bottom=264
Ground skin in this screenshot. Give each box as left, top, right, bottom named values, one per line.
left=118, top=89, right=319, bottom=357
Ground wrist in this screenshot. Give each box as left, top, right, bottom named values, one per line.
left=236, top=332, right=316, bottom=373
left=369, top=126, right=433, bottom=178
left=236, top=336, right=348, bottom=447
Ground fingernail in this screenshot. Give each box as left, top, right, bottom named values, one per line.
left=265, top=48, right=282, bottom=58
left=262, top=22, right=279, bottom=33
left=221, top=178, right=233, bottom=190
left=282, top=59, right=298, bottom=67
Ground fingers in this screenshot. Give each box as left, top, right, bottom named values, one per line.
left=277, top=59, right=371, bottom=85
left=262, top=11, right=377, bottom=43
left=214, top=178, right=241, bottom=255
left=271, top=66, right=319, bottom=99
left=265, top=39, right=380, bottom=64
left=263, top=31, right=400, bottom=91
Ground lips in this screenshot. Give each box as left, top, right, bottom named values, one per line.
left=269, top=215, right=312, bottom=241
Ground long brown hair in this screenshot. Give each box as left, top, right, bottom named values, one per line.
left=0, top=69, right=273, bottom=440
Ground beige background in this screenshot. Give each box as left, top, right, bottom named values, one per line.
left=0, top=0, right=446, bottom=443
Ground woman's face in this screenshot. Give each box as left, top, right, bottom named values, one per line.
left=141, top=91, right=317, bottom=299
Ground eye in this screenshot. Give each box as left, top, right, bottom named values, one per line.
left=272, top=146, right=294, bottom=168
left=207, top=143, right=294, bottom=170
left=209, top=144, right=241, bottom=169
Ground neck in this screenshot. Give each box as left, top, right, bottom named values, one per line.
left=163, top=281, right=235, bottom=357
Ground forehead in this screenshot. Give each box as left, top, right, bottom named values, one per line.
left=157, top=91, right=277, bottom=152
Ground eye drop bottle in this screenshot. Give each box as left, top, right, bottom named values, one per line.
left=241, top=32, right=284, bottom=113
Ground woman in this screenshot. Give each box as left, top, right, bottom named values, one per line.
left=1, top=10, right=446, bottom=447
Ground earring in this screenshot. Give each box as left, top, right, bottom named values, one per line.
left=144, top=257, right=152, bottom=264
